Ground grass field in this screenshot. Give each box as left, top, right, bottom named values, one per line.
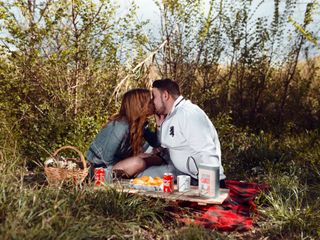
left=1, top=127, right=319, bottom=239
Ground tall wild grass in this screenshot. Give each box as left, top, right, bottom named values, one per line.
left=1, top=116, right=320, bottom=239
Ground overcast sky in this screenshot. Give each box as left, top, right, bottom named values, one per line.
left=119, top=0, right=319, bottom=39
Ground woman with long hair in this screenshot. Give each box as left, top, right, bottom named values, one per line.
left=86, top=88, right=162, bottom=178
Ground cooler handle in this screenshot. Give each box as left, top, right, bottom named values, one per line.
left=186, top=156, right=199, bottom=177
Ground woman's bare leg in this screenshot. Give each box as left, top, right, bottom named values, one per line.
left=112, top=156, right=146, bottom=178
left=112, top=154, right=164, bottom=178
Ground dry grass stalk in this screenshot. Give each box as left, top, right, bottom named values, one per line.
left=110, top=39, right=168, bottom=103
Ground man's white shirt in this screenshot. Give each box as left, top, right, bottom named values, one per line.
left=158, top=96, right=226, bottom=180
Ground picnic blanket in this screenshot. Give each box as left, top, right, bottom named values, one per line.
left=178, top=180, right=269, bottom=232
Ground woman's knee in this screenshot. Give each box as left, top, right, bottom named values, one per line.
left=131, top=157, right=147, bottom=171
left=112, top=156, right=146, bottom=177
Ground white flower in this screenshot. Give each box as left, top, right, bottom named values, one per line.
left=44, top=158, right=55, bottom=167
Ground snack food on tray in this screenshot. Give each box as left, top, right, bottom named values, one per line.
left=130, top=176, right=163, bottom=191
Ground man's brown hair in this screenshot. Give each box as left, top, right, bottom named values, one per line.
left=152, top=79, right=180, bottom=98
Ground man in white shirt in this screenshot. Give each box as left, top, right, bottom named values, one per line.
left=139, top=79, right=226, bottom=187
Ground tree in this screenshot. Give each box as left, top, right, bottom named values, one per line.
left=0, top=0, right=148, bottom=160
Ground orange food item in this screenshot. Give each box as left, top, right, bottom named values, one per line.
left=140, top=176, right=151, bottom=182
left=154, top=176, right=161, bottom=181
left=132, top=178, right=145, bottom=185
left=132, top=176, right=163, bottom=186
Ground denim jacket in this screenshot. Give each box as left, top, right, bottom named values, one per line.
left=86, top=119, right=159, bottom=167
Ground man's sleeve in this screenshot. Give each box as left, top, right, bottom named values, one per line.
left=180, top=110, right=220, bottom=165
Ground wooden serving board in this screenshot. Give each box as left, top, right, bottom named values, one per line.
left=104, top=180, right=229, bottom=205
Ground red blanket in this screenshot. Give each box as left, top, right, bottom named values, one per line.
left=179, top=180, right=268, bottom=232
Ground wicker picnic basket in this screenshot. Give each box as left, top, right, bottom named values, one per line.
left=44, top=146, right=88, bottom=185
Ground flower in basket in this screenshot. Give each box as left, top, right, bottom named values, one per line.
left=66, top=161, right=78, bottom=170
left=44, top=157, right=55, bottom=167
left=44, top=146, right=88, bottom=185
left=44, top=157, right=80, bottom=170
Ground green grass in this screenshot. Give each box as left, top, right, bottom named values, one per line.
left=0, top=146, right=228, bottom=239
left=1, top=120, right=320, bottom=239
left=0, top=174, right=170, bottom=239
left=240, top=131, right=320, bottom=240
left=256, top=175, right=320, bottom=239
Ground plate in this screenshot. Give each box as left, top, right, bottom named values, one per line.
left=129, top=182, right=163, bottom=191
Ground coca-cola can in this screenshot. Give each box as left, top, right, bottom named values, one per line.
left=163, top=173, right=174, bottom=193
left=94, top=167, right=105, bottom=186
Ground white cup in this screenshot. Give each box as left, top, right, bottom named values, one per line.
left=177, top=175, right=191, bottom=192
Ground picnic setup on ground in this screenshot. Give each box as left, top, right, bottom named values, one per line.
left=44, top=148, right=266, bottom=232
left=93, top=169, right=230, bottom=206
left=43, top=79, right=268, bottom=232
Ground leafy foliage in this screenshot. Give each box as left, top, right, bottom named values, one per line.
left=152, top=0, right=319, bottom=132
left=0, top=0, right=149, bottom=162
left=0, top=1, right=319, bottom=238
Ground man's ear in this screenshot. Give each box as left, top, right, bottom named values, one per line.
left=163, top=90, right=169, bottom=101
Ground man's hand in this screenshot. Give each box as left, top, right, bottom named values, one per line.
left=155, top=114, right=166, bottom=127
left=151, top=147, right=161, bottom=154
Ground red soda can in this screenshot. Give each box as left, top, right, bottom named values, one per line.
left=163, top=173, right=174, bottom=193
left=94, top=167, right=105, bottom=186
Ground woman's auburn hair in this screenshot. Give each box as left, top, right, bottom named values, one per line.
left=109, top=88, right=151, bottom=155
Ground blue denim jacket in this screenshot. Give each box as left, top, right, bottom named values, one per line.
left=86, top=119, right=159, bottom=167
